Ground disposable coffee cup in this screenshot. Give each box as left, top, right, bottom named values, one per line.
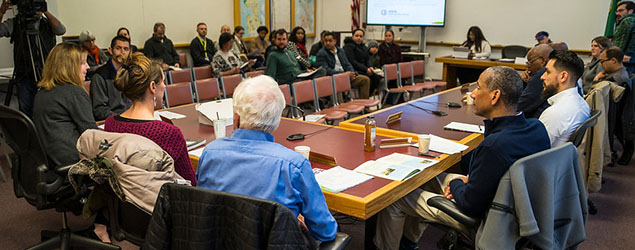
left=465, top=92, right=474, bottom=105
left=417, top=134, right=431, bottom=154
left=213, top=119, right=226, bottom=139
left=294, top=146, right=311, bottom=159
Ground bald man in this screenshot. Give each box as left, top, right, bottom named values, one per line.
left=215, top=25, right=232, bottom=51
left=220, top=25, right=231, bottom=34
left=517, top=44, right=553, bottom=118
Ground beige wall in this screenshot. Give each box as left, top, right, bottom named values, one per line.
left=0, top=0, right=613, bottom=81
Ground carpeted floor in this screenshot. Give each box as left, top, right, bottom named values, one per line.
left=0, top=140, right=633, bottom=250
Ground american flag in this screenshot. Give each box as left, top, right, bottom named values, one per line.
left=351, top=0, right=361, bottom=30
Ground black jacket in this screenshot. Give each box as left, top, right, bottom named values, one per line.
left=143, top=183, right=308, bottom=250
left=309, top=42, right=323, bottom=57
left=517, top=68, right=549, bottom=118
left=316, top=46, right=354, bottom=75
left=189, top=36, right=217, bottom=67
left=143, top=36, right=179, bottom=66
left=343, top=37, right=370, bottom=74
left=90, top=60, right=128, bottom=121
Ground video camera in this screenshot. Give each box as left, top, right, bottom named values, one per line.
left=9, top=0, right=47, bottom=23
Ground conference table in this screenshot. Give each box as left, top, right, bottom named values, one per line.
left=164, top=104, right=458, bottom=221
left=340, top=84, right=485, bottom=153
left=156, top=84, right=482, bottom=248
left=435, top=56, right=528, bottom=88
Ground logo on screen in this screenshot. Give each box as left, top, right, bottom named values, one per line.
left=381, top=9, right=387, bottom=15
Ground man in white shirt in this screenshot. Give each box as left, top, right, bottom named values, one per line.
left=539, top=50, right=590, bottom=147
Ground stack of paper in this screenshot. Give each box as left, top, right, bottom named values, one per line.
left=354, top=153, right=439, bottom=181
left=444, top=122, right=484, bottom=134
left=314, top=166, right=373, bottom=193
left=411, top=134, right=469, bottom=154
left=186, top=139, right=206, bottom=151
left=154, top=111, right=187, bottom=120
left=188, top=147, right=205, bottom=157
left=299, top=114, right=326, bottom=123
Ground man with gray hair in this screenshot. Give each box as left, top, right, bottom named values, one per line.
left=374, top=66, right=551, bottom=250
left=196, top=75, right=338, bottom=246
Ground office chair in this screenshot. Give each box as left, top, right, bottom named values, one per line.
left=501, top=45, right=529, bottom=59
left=0, top=105, right=120, bottom=250
left=106, top=191, right=152, bottom=246
left=569, top=109, right=601, bottom=147
left=427, top=143, right=587, bottom=250
left=143, top=183, right=350, bottom=250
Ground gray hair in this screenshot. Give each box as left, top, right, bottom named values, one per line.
left=481, top=66, right=523, bottom=109
left=79, top=30, right=95, bottom=42
left=232, top=75, right=285, bottom=133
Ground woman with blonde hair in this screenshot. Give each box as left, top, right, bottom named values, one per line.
left=104, top=52, right=196, bottom=185
left=33, top=42, right=96, bottom=168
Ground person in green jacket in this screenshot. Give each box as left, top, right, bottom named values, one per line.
left=266, top=29, right=323, bottom=84
left=613, top=1, right=635, bottom=49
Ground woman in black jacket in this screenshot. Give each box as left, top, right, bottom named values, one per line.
left=343, top=28, right=380, bottom=95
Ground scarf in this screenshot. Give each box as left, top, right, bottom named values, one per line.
left=84, top=44, right=101, bottom=64
left=296, top=41, right=308, bottom=57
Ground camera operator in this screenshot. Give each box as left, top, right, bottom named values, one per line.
left=0, top=0, right=65, bottom=117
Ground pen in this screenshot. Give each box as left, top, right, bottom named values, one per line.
left=419, top=153, right=440, bottom=158
left=478, top=125, right=482, bottom=131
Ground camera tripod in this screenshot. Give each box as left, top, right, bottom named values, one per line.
left=4, top=17, right=46, bottom=107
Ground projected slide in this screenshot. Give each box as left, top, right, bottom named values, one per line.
left=366, top=0, right=446, bottom=26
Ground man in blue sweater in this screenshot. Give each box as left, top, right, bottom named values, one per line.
left=374, top=66, right=551, bottom=250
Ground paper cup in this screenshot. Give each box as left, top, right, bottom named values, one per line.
left=294, top=146, right=311, bottom=159
left=417, top=134, right=431, bottom=154
left=465, top=92, right=474, bottom=105
left=213, top=119, right=226, bottom=138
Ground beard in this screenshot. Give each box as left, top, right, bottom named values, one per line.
left=541, top=83, right=558, bottom=100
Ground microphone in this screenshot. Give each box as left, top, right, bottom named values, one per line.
left=286, top=104, right=305, bottom=121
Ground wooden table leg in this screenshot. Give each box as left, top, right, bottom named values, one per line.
left=444, top=64, right=458, bottom=89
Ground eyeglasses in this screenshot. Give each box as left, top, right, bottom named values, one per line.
left=527, top=57, right=542, bottom=64
left=599, top=58, right=611, bottom=63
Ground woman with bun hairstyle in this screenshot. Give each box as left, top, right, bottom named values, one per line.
left=104, top=52, right=196, bottom=185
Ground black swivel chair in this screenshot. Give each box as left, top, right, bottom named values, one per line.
left=568, top=109, right=601, bottom=147
left=426, top=143, right=587, bottom=250
left=0, top=105, right=120, bottom=250
left=143, top=183, right=351, bottom=250
left=106, top=191, right=152, bottom=246
left=501, top=45, right=529, bottom=59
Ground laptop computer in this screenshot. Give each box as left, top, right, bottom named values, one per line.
left=452, top=47, right=470, bottom=59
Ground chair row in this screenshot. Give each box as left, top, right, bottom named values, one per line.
left=160, top=66, right=264, bottom=109
left=278, top=73, right=380, bottom=123
left=382, top=60, right=447, bottom=105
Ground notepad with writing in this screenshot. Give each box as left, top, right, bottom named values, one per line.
left=444, top=122, right=484, bottom=134
left=314, top=166, right=373, bottom=193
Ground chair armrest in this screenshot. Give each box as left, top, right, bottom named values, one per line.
left=54, top=165, right=72, bottom=175
left=427, top=196, right=481, bottom=228
left=318, top=232, right=351, bottom=250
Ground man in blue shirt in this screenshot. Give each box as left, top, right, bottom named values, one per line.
left=196, top=75, right=338, bottom=246
left=374, top=66, right=551, bottom=250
